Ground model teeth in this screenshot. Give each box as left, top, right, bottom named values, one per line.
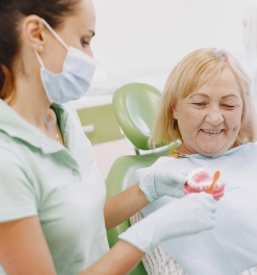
left=202, top=129, right=222, bottom=134
left=187, top=167, right=222, bottom=189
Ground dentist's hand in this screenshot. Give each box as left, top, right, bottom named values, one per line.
left=119, top=192, right=217, bottom=254
left=139, top=169, right=190, bottom=202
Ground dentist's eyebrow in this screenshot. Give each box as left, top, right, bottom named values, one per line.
left=81, top=29, right=95, bottom=37
left=88, top=30, right=95, bottom=37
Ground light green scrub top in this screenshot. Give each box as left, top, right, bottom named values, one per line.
left=0, top=99, right=109, bottom=275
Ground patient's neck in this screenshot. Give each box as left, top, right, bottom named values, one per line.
left=176, top=141, right=240, bottom=157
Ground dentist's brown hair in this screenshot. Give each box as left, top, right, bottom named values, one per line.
left=0, top=0, right=80, bottom=101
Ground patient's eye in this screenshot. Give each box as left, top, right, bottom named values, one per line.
left=193, top=102, right=206, bottom=107
left=222, top=104, right=236, bottom=109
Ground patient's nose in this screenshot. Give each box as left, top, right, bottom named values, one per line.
left=205, top=105, right=224, bottom=125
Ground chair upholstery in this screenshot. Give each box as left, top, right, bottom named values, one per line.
left=112, top=83, right=162, bottom=150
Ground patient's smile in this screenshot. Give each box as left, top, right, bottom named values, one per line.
left=201, top=129, right=224, bottom=134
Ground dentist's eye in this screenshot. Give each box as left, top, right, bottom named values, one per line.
left=81, top=38, right=89, bottom=48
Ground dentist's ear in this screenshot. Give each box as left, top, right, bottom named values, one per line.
left=21, top=15, right=47, bottom=51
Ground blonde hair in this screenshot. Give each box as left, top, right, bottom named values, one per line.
left=149, top=48, right=257, bottom=147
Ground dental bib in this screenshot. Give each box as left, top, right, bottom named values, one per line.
left=131, top=142, right=257, bottom=275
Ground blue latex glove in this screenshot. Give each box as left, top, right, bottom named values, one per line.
left=119, top=192, right=217, bottom=254
left=139, top=169, right=191, bottom=202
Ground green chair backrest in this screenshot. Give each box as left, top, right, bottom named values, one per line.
left=112, top=83, right=162, bottom=150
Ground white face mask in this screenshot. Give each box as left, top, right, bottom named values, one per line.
left=35, top=18, right=97, bottom=104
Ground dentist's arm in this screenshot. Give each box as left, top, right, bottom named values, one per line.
left=104, top=182, right=149, bottom=230
left=0, top=193, right=216, bottom=275
left=85, top=192, right=217, bottom=274
left=80, top=240, right=145, bottom=275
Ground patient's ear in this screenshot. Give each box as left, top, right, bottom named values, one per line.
left=172, top=104, right=178, bottom=120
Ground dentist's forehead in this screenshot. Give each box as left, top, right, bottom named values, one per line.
left=64, top=0, right=96, bottom=32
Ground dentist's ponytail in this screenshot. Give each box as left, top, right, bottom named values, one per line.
left=0, top=0, right=79, bottom=100
left=0, top=0, right=18, bottom=99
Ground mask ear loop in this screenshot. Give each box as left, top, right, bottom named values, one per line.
left=34, top=18, right=70, bottom=69
left=34, top=50, right=45, bottom=68
left=41, top=18, right=69, bottom=51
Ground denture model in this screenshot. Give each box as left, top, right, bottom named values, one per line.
left=183, top=168, right=225, bottom=199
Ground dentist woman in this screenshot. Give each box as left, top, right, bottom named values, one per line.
left=0, top=0, right=216, bottom=274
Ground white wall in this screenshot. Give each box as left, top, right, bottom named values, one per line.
left=91, top=0, right=257, bottom=91
left=87, top=1, right=257, bottom=177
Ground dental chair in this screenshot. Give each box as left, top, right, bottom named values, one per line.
left=106, top=83, right=179, bottom=274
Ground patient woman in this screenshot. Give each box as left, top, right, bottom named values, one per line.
left=130, top=48, right=257, bottom=275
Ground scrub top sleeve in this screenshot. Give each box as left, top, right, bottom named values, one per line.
left=0, top=148, right=38, bottom=223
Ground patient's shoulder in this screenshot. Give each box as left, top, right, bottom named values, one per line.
left=152, top=156, right=176, bottom=167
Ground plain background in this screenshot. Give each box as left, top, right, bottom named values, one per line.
left=83, top=0, right=257, bottom=179
left=91, top=0, right=257, bottom=91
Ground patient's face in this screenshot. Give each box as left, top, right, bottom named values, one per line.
left=172, top=67, right=243, bottom=157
